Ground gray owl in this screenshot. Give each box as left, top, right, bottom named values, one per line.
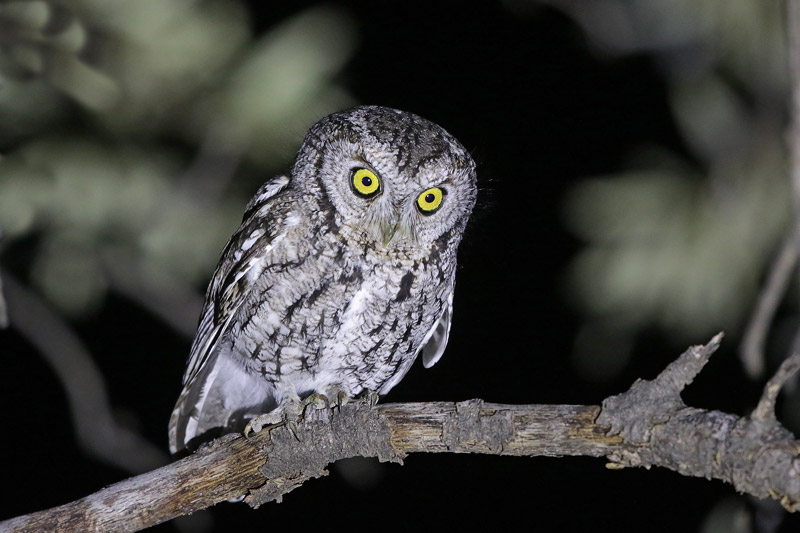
left=168, top=105, right=477, bottom=454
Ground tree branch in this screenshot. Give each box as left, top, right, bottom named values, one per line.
left=0, top=232, right=8, bottom=330
left=2, top=334, right=799, bottom=533
left=740, top=231, right=797, bottom=378
left=0, top=266, right=7, bottom=329
left=2, top=271, right=168, bottom=475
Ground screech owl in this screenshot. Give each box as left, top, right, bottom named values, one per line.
left=168, top=105, right=477, bottom=454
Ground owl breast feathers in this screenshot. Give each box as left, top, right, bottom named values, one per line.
left=169, top=105, right=477, bottom=453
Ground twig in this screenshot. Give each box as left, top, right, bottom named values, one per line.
left=600, top=333, right=800, bottom=513
left=2, top=272, right=169, bottom=475
left=740, top=233, right=797, bottom=378
left=789, top=1, right=800, bottom=216
left=0, top=267, right=7, bottom=329
left=0, top=230, right=7, bottom=329
left=741, top=0, right=800, bottom=380
left=753, top=351, right=800, bottom=422
left=2, top=335, right=800, bottom=533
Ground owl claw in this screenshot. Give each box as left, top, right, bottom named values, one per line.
left=314, top=387, right=348, bottom=412
left=301, top=388, right=355, bottom=414
left=243, top=419, right=260, bottom=438
left=241, top=389, right=376, bottom=440
left=244, top=394, right=329, bottom=441
left=356, top=389, right=379, bottom=408
left=300, top=392, right=330, bottom=415
left=336, top=390, right=348, bottom=411
left=243, top=412, right=283, bottom=438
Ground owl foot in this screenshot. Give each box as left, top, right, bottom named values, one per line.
left=314, top=387, right=349, bottom=412
left=243, top=411, right=283, bottom=438
left=356, top=389, right=380, bottom=408
left=242, top=393, right=331, bottom=440
left=300, top=391, right=331, bottom=414
left=242, top=389, right=377, bottom=440
left=336, top=389, right=350, bottom=410
left=323, top=389, right=378, bottom=411
left=299, top=387, right=354, bottom=413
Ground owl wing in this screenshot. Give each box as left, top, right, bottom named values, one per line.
left=420, top=290, right=453, bottom=368
left=169, top=175, right=290, bottom=453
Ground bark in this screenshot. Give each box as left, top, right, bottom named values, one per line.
left=1, top=334, right=798, bottom=533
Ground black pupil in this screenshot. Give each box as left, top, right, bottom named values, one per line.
left=361, top=176, right=372, bottom=187
left=425, top=193, right=435, bottom=203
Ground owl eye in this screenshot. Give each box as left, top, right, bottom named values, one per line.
left=351, top=168, right=381, bottom=198
left=416, top=187, right=445, bottom=214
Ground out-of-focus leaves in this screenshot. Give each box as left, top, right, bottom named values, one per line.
left=0, top=0, right=251, bottom=120
left=0, top=2, right=356, bottom=317
left=43, top=49, right=120, bottom=111
left=0, top=69, right=68, bottom=143
left=0, top=0, right=119, bottom=111
left=532, top=0, right=787, bottom=95
left=671, top=73, right=751, bottom=163
left=565, top=142, right=790, bottom=338
left=0, top=0, right=361, bottom=507
left=564, top=163, right=696, bottom=246
left=0, top=137, right=241, bottom=315
left=699, top=497, right=751, bottom=533
left=32, top=233, right=107, bottom=315
left=535, top=0, right=792, bottom=374
left=188, top=5, right=358, bottom=165
left=547, top=4, right=796, bottom=528
left=88, top=0, right=251, bottom=130
left=0, top=138, right=175, bottom=238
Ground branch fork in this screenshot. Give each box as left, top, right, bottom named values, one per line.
left=3, top=334, right=800, bottom=532
left=599, top=333, right=800, bottom=512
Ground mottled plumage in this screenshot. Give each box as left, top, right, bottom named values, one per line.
left=169, top=106, right=477, bottom=453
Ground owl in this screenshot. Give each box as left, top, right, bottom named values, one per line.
left=168, top=105, right=477, bottom=454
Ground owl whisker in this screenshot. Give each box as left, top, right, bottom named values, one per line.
left=380, top=221, right=399, bottom=246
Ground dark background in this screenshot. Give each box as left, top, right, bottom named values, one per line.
left=2, top=2, right=796, bottom=532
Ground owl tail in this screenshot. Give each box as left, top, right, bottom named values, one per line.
left=168, top=352, right=275, bottom=454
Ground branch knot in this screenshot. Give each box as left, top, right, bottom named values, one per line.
left=442, top=399, right=513, bottom=454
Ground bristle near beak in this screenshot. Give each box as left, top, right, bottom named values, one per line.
left=381, top=221, right=399, bottom=246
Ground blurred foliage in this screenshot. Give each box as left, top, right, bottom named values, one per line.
left=522, top=0, right=794, bottom=379
left=699, top=497, right=751, bottom=533
left=0, top=0, right=356, bottom=317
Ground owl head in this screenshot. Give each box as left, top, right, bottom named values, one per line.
left=293, top=106, right=477, bottom=254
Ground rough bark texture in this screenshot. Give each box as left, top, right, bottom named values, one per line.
left=1, top=335, right=799, bottom=532
left=598, top=334, right=800, bottom=510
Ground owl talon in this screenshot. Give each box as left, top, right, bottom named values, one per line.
left=243, top=412, right=282, bottom=438
left=356, top=389, right=379, bottom=408
left=243, top=420, right=260, bottom=438
left=336, top=390, right=348, bottom=411
left=316, top=387, right=349, bottom=412
left=300, top=392, right=330, bottom=415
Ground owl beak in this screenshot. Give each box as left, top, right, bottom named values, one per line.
left=381, top=221, right=399, bottom=246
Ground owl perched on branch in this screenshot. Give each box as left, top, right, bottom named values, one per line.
left=169, top=106, right=477, bottom=454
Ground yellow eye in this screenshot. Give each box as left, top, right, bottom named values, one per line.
left=416, top=187, right=445, bottom=214
left=352, top=168, right=381, bottom=197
